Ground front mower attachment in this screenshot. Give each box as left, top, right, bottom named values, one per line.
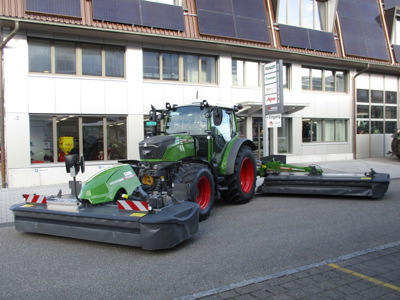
left=257, top=156, right=390, bottom=199
left=10, top=196, right=199, bottom=250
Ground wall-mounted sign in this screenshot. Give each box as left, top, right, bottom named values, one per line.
left=263, top=60, right=284, bottom=114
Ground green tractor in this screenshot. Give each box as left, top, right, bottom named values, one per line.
left=125, top=100, right=257, bottom=220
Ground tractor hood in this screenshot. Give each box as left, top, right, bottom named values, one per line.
left=139, top=135, right=195, bottom=161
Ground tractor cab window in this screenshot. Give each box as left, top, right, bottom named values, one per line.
left=212, top=109, right=233, bottom=154
left=165, top=106, right=208, bottom=135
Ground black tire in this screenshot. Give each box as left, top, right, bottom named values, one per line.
left=221, top=145, right=256, bottom=205
left=174, top=163, right=215, bottom=221
left=391, top=139, right=400, bottom=158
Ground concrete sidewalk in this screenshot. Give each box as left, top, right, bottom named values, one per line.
left=179, top=242, right=400, bottom=300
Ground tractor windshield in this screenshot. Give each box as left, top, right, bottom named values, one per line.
left=165, top=106, right=208, bottom=135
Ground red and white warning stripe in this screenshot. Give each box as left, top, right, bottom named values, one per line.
left=117, top=200, right=149, bottom=212
left=23, top=194, right=47, bottom=204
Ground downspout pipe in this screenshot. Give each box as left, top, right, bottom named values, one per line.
left=352, top=63, right=370, bottom=160
left=0, top=21, right=19, bottom=188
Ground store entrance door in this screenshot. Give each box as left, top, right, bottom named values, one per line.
left=252, top=117, right=271, bottom=160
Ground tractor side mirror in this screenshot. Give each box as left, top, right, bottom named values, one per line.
left=65, top=154, right=79, bottom=175
left=65, top=154, right=85, bottom=176
left=213, top=108, right=223, bottom=126
left=149, top=105, right=157, bottom=121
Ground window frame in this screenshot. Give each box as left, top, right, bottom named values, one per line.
left=302, top=118, right=348, bottom=143
left=28, top=38, right=126, bottom=78
left=29, top=114, right=128, bottom=164
left=278, top=0, right=328, bottom=31
left=143, top=49, right=218, bottom=84
left=301, top=66, right=347, bottom=93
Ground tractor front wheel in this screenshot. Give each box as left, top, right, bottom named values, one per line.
left=174, top=164, right=215, bottom=221
left=221, top=145, right=256, bottom=205
left=391, top=139, right=400, bottom=158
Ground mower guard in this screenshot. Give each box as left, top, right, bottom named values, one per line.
left=10, top=199, right=199, bottom=250
left=257, top=172, right=390, bottom=199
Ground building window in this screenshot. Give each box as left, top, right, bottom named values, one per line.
left=301, top=67, right=347, bottom=92
left=392, top=16, right=400, bottom=44
left=28, top=40, right=51, bottom=73
left=302, top=118, right=347, bottom=143
left=143, top=50, right=217, bottom=84
left=278, top=0, right=327, bottom=30
left=232, top=59, right=259, bottom=87
left=356, top=89, right=397, bottom=135
left=28, top=39, right=125, bottom=78
left=278, top=118, right=291, bottom=153
left=30, top=115, right=127, bottom=164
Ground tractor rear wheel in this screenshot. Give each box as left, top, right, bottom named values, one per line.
left=391, top=139, right=400, bottom=158
left=174, top=164, right=215, bottom=221
left=221, top=145, right=256, bottom=205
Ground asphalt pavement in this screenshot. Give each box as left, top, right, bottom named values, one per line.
left=1, top=157, right=400, bottom=299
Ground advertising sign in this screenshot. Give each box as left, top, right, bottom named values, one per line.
left=263, top=60, right=284, bottom=114
left=266, top=114, right=282, bottom=128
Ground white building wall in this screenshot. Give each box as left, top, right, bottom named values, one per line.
left=1, top=33, right=366, bottom=187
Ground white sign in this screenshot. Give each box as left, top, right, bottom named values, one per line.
left=266, top=114, right=282, bottom=128
left=263, top=61, right=284, bottom=115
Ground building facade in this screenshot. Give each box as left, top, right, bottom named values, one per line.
left=0, top=0, right=399, bottom=187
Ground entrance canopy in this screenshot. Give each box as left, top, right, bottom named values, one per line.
left=237, top=102, right=308, bottom=117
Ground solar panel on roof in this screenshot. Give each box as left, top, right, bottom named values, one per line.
left=196, top=0, right=269, bottom=43
left=196, top=0, right=233, bottom=14
left=197, top=10, right=237, bottom=38
left=308, top=30, right=336, bottom=53
left=26, top=0, right=81, bottom=17
left=141, top=1, right=184, bottom=31
left=279, top=24, right=336, bottom=53
left=93, top=0, right=141, bottom=25
left=365, top=39, right=390, bottom=60
left=232, top=0, right=266, bottom=20
left=392, top=44, right=400, bottom=62
left=92, top=0, right=184, bottom=31
left=279, top=24, right=310, bottom=49
left=235, top=17, right=269, bottom=43
left=337, top=0, right=389, bottom=60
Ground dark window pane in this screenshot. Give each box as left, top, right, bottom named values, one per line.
left=386, top=121, right=397, bottom=134
left=29, top=40, right=51, bottom=73
left=302, top=119, right=311, bottom=142
left=107, top=117, right=127, bottom=160
left=301, top=68, right=310, bottom=90
left=105, top=47, right=124, bottom=77
left=83, top=117, right=104, bottom=161
left=371, top=121, right=383, bottom=134
left=357, top=89, right=369, bottom=103
left=143, top=51, right=160, bottom=79
left=385, top=91, right=397, bottom=104
left=183, top=54, right=199, bottom=82
left=357, top=120, right=369, bottom=134
left=55, top=43, right=76, bottom=74
left=371, top=90, right=383, bottom=103
left=30, top=115, right=54, bottom=163
left=325, top=70, right=334, bottom=91
left=385, top=106, right=397, bottom=119
left=371, top=106, right=383, bottom=119
left=335, top=71, right=345, bottom=92
left=311, top=69, right=322, bottom=91
left=357, top=105, right=369, bottom=119
left=162, top=53, right=179, bottom=81
left=200, top=56, right=216, bottom=83
left=57, top=116, right=79, bottom=162
left=82, top=45, right=102, bottom=76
